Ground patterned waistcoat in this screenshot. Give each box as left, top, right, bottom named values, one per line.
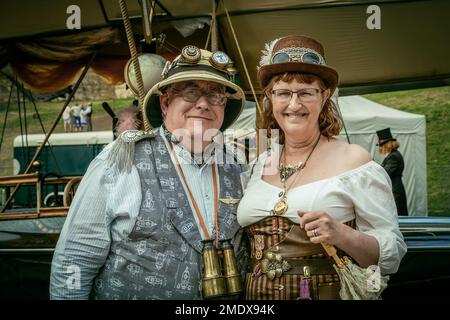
left=91, top=134, right=248, bottom=300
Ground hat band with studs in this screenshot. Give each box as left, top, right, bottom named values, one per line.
left=270, top=47, right=326, bottom=66
left=161, top=45, right=234, bottom=80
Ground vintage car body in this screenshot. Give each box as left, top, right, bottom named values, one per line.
left=0, top=215, right=449, bottom=299
left=383, top=216, right=450, bottom=299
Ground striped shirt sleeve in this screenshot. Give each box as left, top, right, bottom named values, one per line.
left=49, top=142, right=142, bottom=299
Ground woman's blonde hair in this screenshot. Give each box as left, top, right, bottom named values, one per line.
left=258, top=73, right=342, bottom=144
left=379, top=140, right=400, bottom=155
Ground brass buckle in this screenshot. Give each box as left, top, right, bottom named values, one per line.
left=259, top=252, right=291, bottom=280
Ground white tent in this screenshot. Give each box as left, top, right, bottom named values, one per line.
left=227, top=96, right=427, bottom=216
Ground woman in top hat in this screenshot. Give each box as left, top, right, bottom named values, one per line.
left=237, top=35, right=406, bottom=300
left=377, top=128, right=409, bottom=216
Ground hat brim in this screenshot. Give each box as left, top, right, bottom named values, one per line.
left=143, top=70, right=245, bottom=131
left=377, top=138, right=397, bottom=146
left=258, top=62, right=339, bottom=93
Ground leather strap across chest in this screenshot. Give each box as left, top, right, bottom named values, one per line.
left=167, top=141, right=219, bottom=245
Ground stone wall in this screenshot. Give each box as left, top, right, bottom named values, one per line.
left=73, top=70, right=134, bottom=101
left=0, top=69, right=134, bottom=102
left=0, top=76, right=12, bottom=102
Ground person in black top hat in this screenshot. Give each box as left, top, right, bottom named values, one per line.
left=376, top=128, right=409, bottom=216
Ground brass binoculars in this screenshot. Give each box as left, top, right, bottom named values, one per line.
left=201, top=239, right=243, bottom=299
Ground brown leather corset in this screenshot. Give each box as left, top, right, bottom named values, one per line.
left=247, top=215, right=323, bottom=256
left=243, top=215, right=355, bottom=300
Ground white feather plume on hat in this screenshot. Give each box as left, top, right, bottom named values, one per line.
left=259, top=37, right=281, bottom=67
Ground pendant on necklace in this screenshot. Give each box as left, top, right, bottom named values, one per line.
left=273, top=191, right=288, bottom=216
left=279, top=162, right=303, bottom=182
left=273, top=199, right=288, bottom=216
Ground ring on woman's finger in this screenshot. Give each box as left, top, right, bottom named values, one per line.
left=312, top=228, right=320, bottom=237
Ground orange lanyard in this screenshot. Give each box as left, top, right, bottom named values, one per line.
left=168, top=141, right=219, bottom=244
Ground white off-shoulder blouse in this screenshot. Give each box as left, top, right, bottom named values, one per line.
left=237, top=151, right=407, bottom=275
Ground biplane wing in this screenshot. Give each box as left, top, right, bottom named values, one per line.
left=1, top=0, right=449, bottom=95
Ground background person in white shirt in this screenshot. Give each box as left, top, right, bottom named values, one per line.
left=80, top=105, right=87, bottom=131
left=62, top=106, right=72, bottom=132
left=71, top=103, right=82, bottom=132
left=84, top=102, right=93, bottom=131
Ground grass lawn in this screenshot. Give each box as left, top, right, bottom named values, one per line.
left=0, top=87, right=449, bottom=215
left=364, top=86, right=450, bottom=216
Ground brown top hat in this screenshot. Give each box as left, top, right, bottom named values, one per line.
left=258, top=35, right=339, bottom=93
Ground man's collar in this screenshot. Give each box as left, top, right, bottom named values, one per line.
left=159, top=126, right=216, bottom=167
left=161, top=125, right=180, bottom=145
